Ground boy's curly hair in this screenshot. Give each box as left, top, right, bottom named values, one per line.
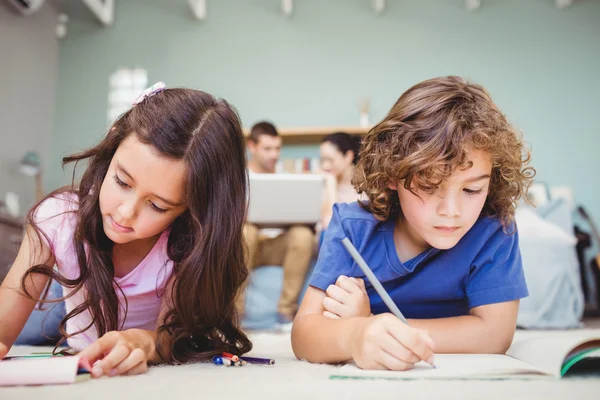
left=354, top=76, right=535, bottom=228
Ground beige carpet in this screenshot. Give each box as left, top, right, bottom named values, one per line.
left=2, top=328, right=600, bottom=400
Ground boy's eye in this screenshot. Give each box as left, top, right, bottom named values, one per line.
left=149, top=202, right=167, bottom=214
left=464, top=188, right=483, bottom=195
left=114, top=174, right=129, bottom=188
left=419, top=185, right=439, bottom=195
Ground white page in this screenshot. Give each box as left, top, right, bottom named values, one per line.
left=332, top=354, right=549, bottom=380
left=0, top=356, right=84, bottom=386
left=507, top=335, right=600, bottom=377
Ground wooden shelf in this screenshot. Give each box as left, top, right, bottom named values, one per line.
left=243, top=126, right=371, bottom=145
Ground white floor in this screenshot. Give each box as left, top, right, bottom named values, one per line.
left=1, top=329, right=600, bottom=400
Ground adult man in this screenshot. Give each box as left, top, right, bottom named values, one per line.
left=242, top=121, right=315, bottom=329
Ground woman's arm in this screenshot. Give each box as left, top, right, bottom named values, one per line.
left=320, top=173, right=339, bottom=230
left=0, top=226, right=55, bottom=358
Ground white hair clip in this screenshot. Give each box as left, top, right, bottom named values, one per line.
left=132, top=81, right=166, bottom=105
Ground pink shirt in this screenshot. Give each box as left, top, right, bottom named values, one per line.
left=34, top=193, right=173, bottom=350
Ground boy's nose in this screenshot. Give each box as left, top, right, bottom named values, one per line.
left=437, top=194, right=461, bottom=218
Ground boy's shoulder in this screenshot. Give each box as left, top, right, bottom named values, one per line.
left=334, top=201, right=379, bottom=222
left=333, top=202, right=388, bottom=240
left=460, top=214, right=515, bottom=250
left=471, top=214, right=512, bottom=235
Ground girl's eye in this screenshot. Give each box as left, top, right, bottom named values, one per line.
left=114, top=175, right=129, bottom=188
left=464, top=188, right=483, bottom=196
left=149, top=202, right=167, bottom=214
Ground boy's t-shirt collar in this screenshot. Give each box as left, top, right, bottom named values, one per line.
left=380, top=217, right=440, bottom=275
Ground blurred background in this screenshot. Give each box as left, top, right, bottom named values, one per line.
left=1, top=0, right=599, bottom=326
left=0, top=0, right=598, bottom=213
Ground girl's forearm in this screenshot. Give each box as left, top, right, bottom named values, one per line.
left=408, top=315, right=515, bottom=354
left=0, top=226, right=55, bottom=357
left=0, top=278, right=46, bottom=355
left=291, top=313, right=366, bottom=363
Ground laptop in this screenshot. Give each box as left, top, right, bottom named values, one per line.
left=247, top=173, right=324, bottom=227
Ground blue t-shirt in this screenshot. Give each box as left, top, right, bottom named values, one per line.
left=310, top=202, right=528, bottom=319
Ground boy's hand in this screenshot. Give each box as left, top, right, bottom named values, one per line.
left=322, top=275, right=371, bottom=319
left=78, top=329, right=155, bottom=378
left=0, top=342, right=8, bottom=359
left=349, top=313, right=435, bottom=371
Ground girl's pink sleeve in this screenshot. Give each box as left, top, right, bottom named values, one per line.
left=31, top=194, right=77, bottom=254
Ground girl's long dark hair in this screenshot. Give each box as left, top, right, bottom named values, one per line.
left=22, top=88, right=252, bottom=363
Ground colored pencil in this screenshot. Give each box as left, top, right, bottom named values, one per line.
left=239, top=356, right=275, bottom=365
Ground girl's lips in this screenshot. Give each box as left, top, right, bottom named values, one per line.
left=110, top=217, right=133, bottom=233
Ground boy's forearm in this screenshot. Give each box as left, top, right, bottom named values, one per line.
left=408, top=315, right=515, bottom=354
left=291, top=314, right=366, bottom=363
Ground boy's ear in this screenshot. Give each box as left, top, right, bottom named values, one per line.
left=388, top=180, right=398, bottom=190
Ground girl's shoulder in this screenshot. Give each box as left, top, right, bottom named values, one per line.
left=34, top=191, right=79, bottom=224
left=23, top=192, right=80, bottom=266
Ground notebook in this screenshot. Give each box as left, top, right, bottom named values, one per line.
left=330, top=333, right=600, bottom=380
left=0, top=355, right=91, bottom=386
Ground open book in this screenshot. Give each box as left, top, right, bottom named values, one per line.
left=0, top=355, right=90, bottom=386
left=331, top=333, right=600, bottom=380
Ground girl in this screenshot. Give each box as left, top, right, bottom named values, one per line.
left=0, top=83, right=252, bottom=377
left=320, top=132, right=362, bottom=231
left=292, top=76, right=534, bottom=371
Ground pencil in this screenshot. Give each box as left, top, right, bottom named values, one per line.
left=341, top=237, right=408, bottom=324
left=2, top=355, right=59, bottom=360
left=341, top=237, right=435, bottom=368
left=221, top=352, right=239, bottom=362
left=239, top=356, right=275, bottom=365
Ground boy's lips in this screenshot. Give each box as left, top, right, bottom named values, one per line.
left=434, top=226, right=459, bottom=233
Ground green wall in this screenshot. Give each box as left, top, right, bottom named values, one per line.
left=51, top=0, right=600, bottom=217
left=0, top=2, right=59, bottom=213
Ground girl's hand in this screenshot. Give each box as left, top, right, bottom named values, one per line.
left=78, top=329, right=155, bottom=378
left=322, top=275, right=371, bottom=319
left=349, top=313, right=435, bottom=371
